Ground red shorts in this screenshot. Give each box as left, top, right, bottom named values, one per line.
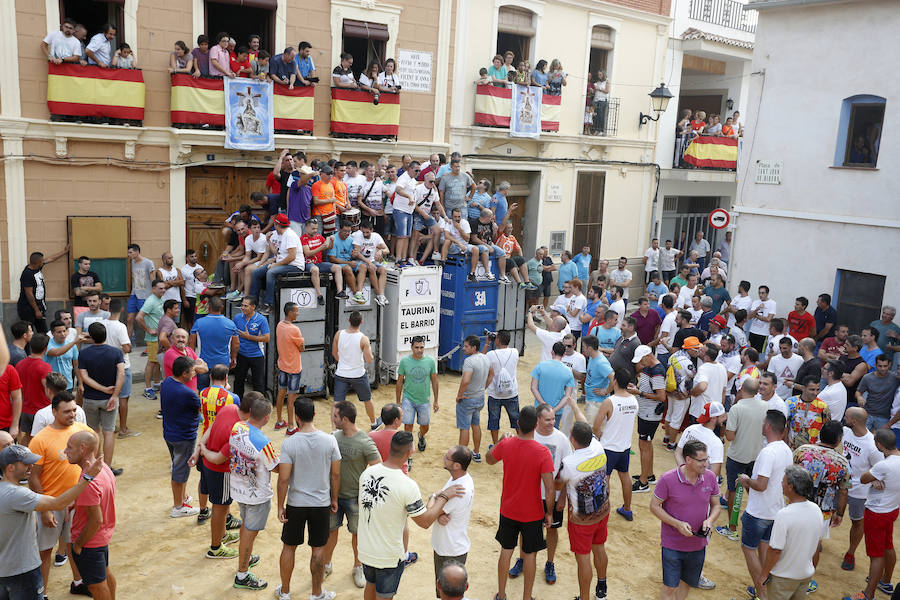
left=864, top=508, right=899, bottom=558
left=567, top=514, right=609, bottom=554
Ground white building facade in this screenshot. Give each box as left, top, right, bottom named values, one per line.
left=731, top=0, right=898, bottom=331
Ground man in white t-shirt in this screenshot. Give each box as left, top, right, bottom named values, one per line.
left=510, top=404, right=572, bottom=586
left=41, top=19, right=83, bottom=63
left=608, top=258, right=632, bottom=304
left=716, top=334, right=742, bottom=405
left=608, top=287, right=626, bottom=320
left=392, top=161, right=420, bottom=265
left=103, top=299, right=137, bottom=437
left=357, top=431, right=463, bottom=600
left=677, top=401, right=726, bottom=476
left=440, top=208, right=480, bottom=281
left=351, top=220, right=389, bottom=306
left=656, top=295, right=677, bottom=363
left=658, top=239, right=682, bottom=284
left=748, top=285, right=777, bottom=354
left=757, top=372, right=788, bottom=417
left=819, top=360, right=849, bottom=421
left=552, top=281, right=587, bottom=339
left=483, top=331, right=521, bottom=445
left=689, top=344, right=728, bottom=422
left=180, top=250, right=202, bottom=327
left=560, top=334, right=587, bottom=391
left=251, top=214, right=305, bottom=315
left=760, top=465, right=824, bottom=599
left=725, top=280, right=754, bottom=330
left=643, top=239, right=660, bottom=284
left=737, top=410, right=793, bottom=598
left=766, top=336, right=804, bottom=399
left=526, top=307, right=570, bottom=362
left=762, top=320, right=799, bottom=362
left=676, top=273, right=699, bottom=310
left=841, top=407, right=885, bottom=571
left=343, top=161, right=367, bottom=207
left=857, top=428, right=900, bottom=600
left=430, top=445, right=475, bottom=596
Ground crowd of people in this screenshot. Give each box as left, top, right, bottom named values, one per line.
left=674, top=108, right=744, bottom=168
left=42, top=18, right=137, bottom=70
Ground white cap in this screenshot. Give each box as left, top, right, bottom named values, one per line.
left=631, top=345, right=653, bottom=363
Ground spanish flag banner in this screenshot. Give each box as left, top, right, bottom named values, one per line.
left=473, top=85, right=559, bottom=132
left=47, top=63, right=145, bottom=120
left=170, top=74, right=313, bottom=131
left=330, top=89, right=400, bottom=138
left=683, top=136, right=738, bottom=169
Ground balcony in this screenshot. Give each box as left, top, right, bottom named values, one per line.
left=674, top=133, right=739, bottom=171
left=688, top=0, right=758, bottom=33
left=46, top=63, right=146, bottom=126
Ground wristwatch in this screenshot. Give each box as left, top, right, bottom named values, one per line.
left=82, top=473, right=95, bottom=482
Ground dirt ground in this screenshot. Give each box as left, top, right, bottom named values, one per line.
left=44, top=331, right=872, bottom=600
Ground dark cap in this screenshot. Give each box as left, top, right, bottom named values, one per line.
left=0, top=444, right=41, bottom=468
left=318, top=165, right=334, bottom=175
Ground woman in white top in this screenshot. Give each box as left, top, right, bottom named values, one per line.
left=331, top=52, right=358, bottom=88
left=377, top=58, right=400, bottom=93
left=358, top=61, right=381, bottom=93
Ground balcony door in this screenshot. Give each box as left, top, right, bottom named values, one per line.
left=573, top=172, right=605, bottom=266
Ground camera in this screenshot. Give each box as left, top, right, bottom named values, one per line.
left=395, top=84, right=402, bottom=90
left=483, top=329, right=497, bottom=340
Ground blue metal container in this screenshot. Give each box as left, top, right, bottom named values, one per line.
left=438, top=255, right=499, bottom=371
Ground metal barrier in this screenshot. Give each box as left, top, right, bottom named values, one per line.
left=497, top=278, right=527, bottom=356
left=380, top=265, right=442, bottom=380
left=274, top=272, right=331, bottom=398
left=328, top=282, right=381, bottom=390
left=438, top=256, right=500, bottom=371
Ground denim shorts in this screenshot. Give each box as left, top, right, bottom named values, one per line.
left=413, top=214, right=437, bottom=231
left=741, top=512, right=774, bottom=549
left=334, top=374, right=372, bottom=403
left=477, top=244, right=505, bottom=259
left=0, top=565, right=43, bottom=599
left=401, top=396, right=431, bottom=426
left=305, top=261, right=335, bottom=274
left=456, top=397, right=484, bottom=429
left=393, top=211, right=413, bottom=238
left=73, top=546, right=109, bottom=586
left=119, top=368, right=132, bottom=399
left=363, top=560, right=405, bottom=598
left=849, top=496, right=866, bottom=521
left=330, top=496, right=360, bottom=534
left=661, top=546, right=705, bottom=588
left=449, top=243, right=477, bottom=255
left=487, top=396, right=519, bottom=431
left=867, top=414, right=890, bottom=431
left=725, top=457, right=754, bottom=492
left=166, top=438, right=195, bottom=484
left=278, top=370, right=302, bottom=393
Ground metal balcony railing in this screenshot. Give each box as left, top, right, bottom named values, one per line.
left=689, top=0, right=758, bottom=33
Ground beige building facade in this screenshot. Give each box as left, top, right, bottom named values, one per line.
left=0, top=0, right=671, bottom=311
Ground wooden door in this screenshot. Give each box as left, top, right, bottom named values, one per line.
left=185, top=166, right=272, bottom=275
left=472, top=170, right=530, bottom=245
left=573, top=172, right=605, bottom=263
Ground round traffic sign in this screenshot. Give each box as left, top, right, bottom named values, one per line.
left=708, top=208, right=730, bottom=229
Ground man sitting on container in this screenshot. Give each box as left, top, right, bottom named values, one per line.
left=469, top=209, right=506, bottom=283
left=327, top=222, right=364, bottom=304
left=440, top=208, right=481, bottom=283
left=301, top=219, right=350, bottom=304
left=351, top=219, right=390, bottom=307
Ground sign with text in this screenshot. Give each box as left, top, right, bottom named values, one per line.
left=397, top=49, right=433, bottom=93
left=547, top=183, right=563, bottom=202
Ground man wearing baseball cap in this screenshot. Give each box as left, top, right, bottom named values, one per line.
left=708, top=315, right=728, bottom=346
left=627, top=345, right=667, bottom=494
left=249, top=213, right=305, bottom=315
left=0, top=443, right=104, bottom=598
left=663, top=336, right=702, bottom=450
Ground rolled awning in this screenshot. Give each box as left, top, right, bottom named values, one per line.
left=206, top=0, right=277, bottom=9
left=342, top=20, right=389, bottom=42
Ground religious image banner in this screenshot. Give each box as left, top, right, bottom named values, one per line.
left=224, top=77, right=275, bottom=150
left=510, top=84, right=542, bottom=139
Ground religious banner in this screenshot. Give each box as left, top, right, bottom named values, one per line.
left=47, top=63, right=145, bottom=121
left=510, top=84, right=542, bottom=138
left=683, top=136, right=739, bottom=169
left=223, top=77, right=274, bottom=150
left=473, top=85, right=558, bottom=133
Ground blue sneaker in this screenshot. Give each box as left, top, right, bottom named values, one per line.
left=877, top=581, right=893, bottom=594
left=544, top=561, right=556, bottom=584
left=719, top=496, right=729, bottom=508
left=472, top=452, right=482, bottom=463
left=616, top=506, right=633, bottom=521
left=807, top=579, right=818, bottom=593
left=143, top=388, right=156, bottom=400
left=508, top=558, right=523, bottom=578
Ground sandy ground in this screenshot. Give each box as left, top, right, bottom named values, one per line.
left=43, top=331, right=874, bottom=600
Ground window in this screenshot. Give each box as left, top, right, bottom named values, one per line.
left=834, top=94, right=885, bottom=168
left=588, top=26, right=613, bottom=79
left=205, top=0, right=275, bottom=55
left=497, top=6, right=535, bottom=65
left=835, top=269, right=885, bottom=334
left=342, top=20, right=388, bottom=79
left=573, top=173, right=605, bottom=258
left=60, top=0, right=124, bottom=46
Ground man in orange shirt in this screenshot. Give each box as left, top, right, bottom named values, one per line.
left=276, top=302, right=305, bottom=434
left=333, top=162, right=350, bottom=217
left=311, top=165, right=338, bottom=236
left=28, top=391, right=93, bottom=595
left=495, top=221, right=532, bottom=289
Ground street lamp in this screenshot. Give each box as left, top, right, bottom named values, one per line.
left=638, top=83, right=673, bottom=127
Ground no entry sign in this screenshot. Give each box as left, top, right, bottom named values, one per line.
left=708, top=208, right=730, bottom=229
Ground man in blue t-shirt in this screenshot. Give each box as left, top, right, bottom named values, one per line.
left=813, top=293, right=837, bottom=349
left=591, top=309, right=622, bottom=357
left=580, top=286, right=605, bottom=338
left=189, top=297, right=238, bottom=391
left=327, top=222, right=360, bottom=290
left=582, top=336, right=614, bottom=419
left=232, top=297, right=270, bottom=398
left=293, top=41, right=317, bottom=85
left=573, top=246, right=592, bottom=282
left=646, top=271, right=669, bottom=310
left=703, top=274, right=731, bottom=314
left=160, top=356, right=202, bottom=518
left=529, top=342, right=576, bottom=427
left=558, top=251, right=579, bottom=293
left=77, top=322, right=125, bottom=475
left=45, top=320, right=80, bottom=390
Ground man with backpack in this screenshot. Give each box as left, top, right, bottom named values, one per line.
left=483, top=331, right=520, bottom=446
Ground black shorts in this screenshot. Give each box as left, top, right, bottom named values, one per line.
left=637, top=417, right=662, bottom=441
left=183, top=297, right=197, bottom=320
left=505, top=256, right=525, bottom=271
left=495, top=514, right=546, bottom=553
left=282, top=505, right=331, bottom=547
left=540, top=280, right=552, bottom=298
left=72, top=545, right=108, bottom=586
left=545, top=504, right=564, bottom=529
left=201, top=464, right=233, bottom=506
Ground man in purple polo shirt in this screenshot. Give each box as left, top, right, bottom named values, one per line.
left=649, top=439, right=721, bottom=599
left=632, top=296, right=662, bottom=345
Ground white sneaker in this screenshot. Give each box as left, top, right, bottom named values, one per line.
left=697, top=575, right=716, bottom=590
left=352, top=565, right=365, bottom=588
left=324, top=563, right=332, bottom=578
left=376, top=294, right=389, bottom=306
left=310, top=591, right=336, bottom=600
left=274, top=584, right=291, bottom=600
left=431, top=252, right=441, bottom=261
left=498, top=275, right=511, bottom=284
left=171, top=504, right=200, bottom=518
left=485, top=272, right=495, bottom=280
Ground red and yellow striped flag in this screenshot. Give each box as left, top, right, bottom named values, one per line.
left=683, top=136, right=738, bottom=169
left=330, top=88, right=400, bottom=137
left=473, top=84, right=559, bottom=132
left=47, top=63, right=145, bottom=120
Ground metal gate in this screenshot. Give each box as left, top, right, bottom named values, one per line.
left=661, top=196, right=722, bottom=252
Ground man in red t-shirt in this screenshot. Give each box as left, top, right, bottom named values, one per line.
left=818, top=324, right=849, bottom=362
left=163, top=329, right=208, bottom=391
left=191, top=391, right=257, bottom=558
left=229, top=46, right=252, bottom=77
left=0, top=364, right=23, bottom=438
left=787, top=296, right=817, bottom=342
left=369, top=403, right=409, bottom=475
left=16, top=333, right=52, bottom=443
left=486, top=405, right=555, bottom=600
left=301, top=219, right=350, bottom=302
